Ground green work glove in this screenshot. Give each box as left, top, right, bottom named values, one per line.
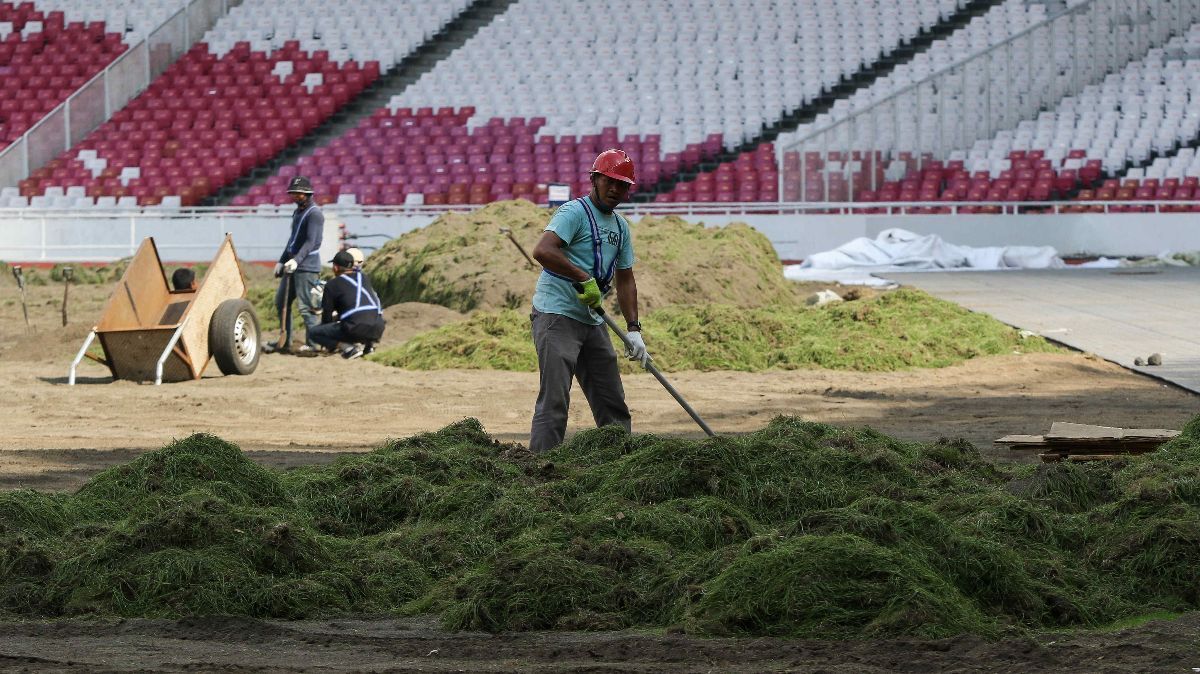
left=576, top=277, right=602, bottom=308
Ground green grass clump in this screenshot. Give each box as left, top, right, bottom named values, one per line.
left=369, top=289, right=1060, bottom=372
left=5, top=417, right=1200, bottom=639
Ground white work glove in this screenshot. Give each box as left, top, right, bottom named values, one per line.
left=624, top=330, right=650, bottom=368
left=283, top=259, right=298, bottom=274
left=273, top=262, right=284, bottom=278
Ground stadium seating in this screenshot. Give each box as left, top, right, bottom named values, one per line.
left=21, top=41, right=378, bottom=206
left=235, top=108, right=665, bottom=206
left=668, top=0, right=1049, bottom=203
left=238, top=0, right=972, bottom=206
left=396, top=0, right=967, bottom=155
left=36, top=0, right=188, bottom=45
left=204, top=0, right=470, bottom=72
left=827, top=22, right=1200, bottom=207
left=783, top=2, right=1198, bottom=203
left=0, top=2, right=127, bottom=147
left=779, top=0, right=1049, bottom=153
left=17, top=0, right=487, bottom=207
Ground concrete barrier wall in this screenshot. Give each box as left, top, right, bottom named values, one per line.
left=2, top=210, right=1199, bottom=263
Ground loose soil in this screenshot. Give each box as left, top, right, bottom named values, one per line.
left=0, top=613, right=1196, bottom=673
left=3, top=274, right=1199, bottom=672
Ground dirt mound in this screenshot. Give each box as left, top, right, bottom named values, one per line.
left=5, top=418, right=1200, bottom=638
left=369, top=290, right=1062, bottom=373
left=363, top=200, right=798, bottom=312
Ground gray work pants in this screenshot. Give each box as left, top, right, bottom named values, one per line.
left=275, top=270, right=320, bottom=348
left=529, top=309, right=631, bottom=453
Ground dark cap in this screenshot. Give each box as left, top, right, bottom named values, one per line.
left=287, top=176, right=314, bottom=194
left=331, top=250, right=355, bottom=268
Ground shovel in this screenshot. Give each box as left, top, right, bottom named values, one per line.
left=12, top=264, right=28, bottom=328
left=574, top=282, right=715, bottom=437
left=267, top=271, right=292, bottom=353
left=61, top=265, right=73, bottom=326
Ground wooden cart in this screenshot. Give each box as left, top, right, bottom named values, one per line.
left=69, top=235, right=261, bottom=385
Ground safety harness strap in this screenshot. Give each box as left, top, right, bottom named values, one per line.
left=337, top=271, right=383, bottom=319
left=542, top=197, right=623, bottom=292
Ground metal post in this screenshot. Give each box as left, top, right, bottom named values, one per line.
left=1004, top=40, right=1012, bottom=129
left=984, top=52, right=993, bottom=141
left=155, top=317, right=190, bottom=385
left=68, top=329, right=97, bottom=386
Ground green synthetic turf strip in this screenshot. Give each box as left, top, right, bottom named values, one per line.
left=369, top=289, right=1060, bottom=372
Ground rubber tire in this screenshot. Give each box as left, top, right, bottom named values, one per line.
left=210, top=298, right=261, bottom=376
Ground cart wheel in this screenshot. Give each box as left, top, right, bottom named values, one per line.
left=210, top=299, right=260, bottom=375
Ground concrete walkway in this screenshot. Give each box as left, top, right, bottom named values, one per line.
left=885, top=267, right=1200, bottom=394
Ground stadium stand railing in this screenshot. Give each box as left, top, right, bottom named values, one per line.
left=778, top=0, right=1200, bottom=204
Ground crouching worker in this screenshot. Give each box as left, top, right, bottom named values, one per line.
left=309, top=250, right=386, bottom=359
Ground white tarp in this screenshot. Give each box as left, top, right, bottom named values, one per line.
left=784, top=228, right=1064, bottom=285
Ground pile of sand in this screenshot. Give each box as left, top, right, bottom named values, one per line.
left=363, top=200, right=799, bottom=312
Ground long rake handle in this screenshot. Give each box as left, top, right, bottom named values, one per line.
left=569, top=279, right=716, bottom=438
left=597, top=309, right=716, bottom=436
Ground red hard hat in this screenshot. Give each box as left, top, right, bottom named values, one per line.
left=590, top=149, right=636, bottom=185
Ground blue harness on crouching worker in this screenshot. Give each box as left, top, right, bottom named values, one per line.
left=543, top=197, right=623, bottom=293
left=337, top=271, right=382, bottom=320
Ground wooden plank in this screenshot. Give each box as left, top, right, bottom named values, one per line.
left=996, top=435, right=1045, bottom=445
left=1045, top=422, right=1179, bottom=442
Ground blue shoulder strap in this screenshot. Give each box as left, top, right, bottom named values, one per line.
left=543, top=197, right=621, bottom=293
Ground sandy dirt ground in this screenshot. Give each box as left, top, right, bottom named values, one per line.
left=2, top=278, right=1199, bottom=672
left=0, top=613, right=1197, bottom=673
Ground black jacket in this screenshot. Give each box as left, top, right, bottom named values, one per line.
left=279, top=202, right=324, bottom=273
left=321, top=270, right=385, bottom=341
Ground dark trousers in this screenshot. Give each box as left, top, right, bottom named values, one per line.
left=529, top=309, right=631, bottom=453
left=310, top=320, right=384, bottom=350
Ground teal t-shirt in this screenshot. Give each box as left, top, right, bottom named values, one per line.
left=532, top=196, right=635, bottom=325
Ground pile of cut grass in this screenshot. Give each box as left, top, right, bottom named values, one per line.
left=4, top=417, right=1200, bottom=638
left=369, top=289, right=1060, bottom=372
left=362, top=200, right=800, bottom=312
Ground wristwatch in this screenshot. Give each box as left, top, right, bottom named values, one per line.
left=626, top=320, right=641, bottom=332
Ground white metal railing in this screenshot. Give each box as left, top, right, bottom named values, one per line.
left=0, top=0, right=239, bottom=191
left=0, top=199, right=1197, bottom=222
left=3, top=200, right=1199, bottom=262
left=778, top=0, right=1200, bottom=201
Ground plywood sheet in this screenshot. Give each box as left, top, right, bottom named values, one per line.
left=96, top=238, right=170, bottom=333
left=99, top=328, right=192, bottom=383
left=1046, top=422, right=1180, bottom=442
left=179, top=235, right=248, bottom=378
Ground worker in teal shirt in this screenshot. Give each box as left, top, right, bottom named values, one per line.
left=528, top=149, right=649, bottom=453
